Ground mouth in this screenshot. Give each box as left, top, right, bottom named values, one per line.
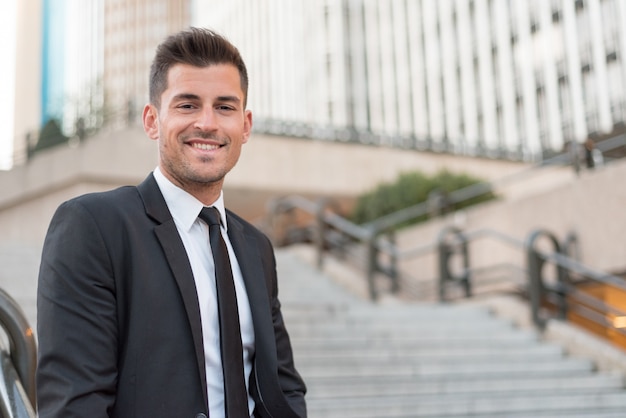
left=191, top=142, right=222, bottom=151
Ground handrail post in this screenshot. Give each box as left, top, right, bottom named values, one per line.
left=461, top=234, right=471, bottom=297
left=527, top=239, right=546, bottom=329
left=365, top=227, right=379, bottom=301
left=438, top=236, right=451, bottom=302
left=314, top=198, right=328, bottom=270
left=437, top=226, right=471, bottom=302
left=526, top=229, right=567, bottom=329
left=387, top=230, right=399, bottom=294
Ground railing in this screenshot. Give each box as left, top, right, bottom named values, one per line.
left=0, top=289, right=37, bottom=417
left=438, top=227, right=626, bottom=344
left=266, top=194, right=626, bottom=346
left=269, top=147, right=608, bottom=304
left=9, top=99, right=624, bottom=171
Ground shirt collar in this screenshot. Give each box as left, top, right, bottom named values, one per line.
left=153, top=167, right=228, bottom=232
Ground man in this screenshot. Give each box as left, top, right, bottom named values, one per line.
left=36, top=27, right=307, bottom=418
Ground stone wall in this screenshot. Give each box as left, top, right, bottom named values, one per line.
left=396, top=158, right=626, bottom=292
left=0, top=126, right=538, bottom=247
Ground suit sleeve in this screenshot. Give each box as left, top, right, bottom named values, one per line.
left=37, top=199, right=119, bottom=417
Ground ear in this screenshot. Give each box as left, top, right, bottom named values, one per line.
left=142, top=104, right=159, bottom=140
left=242, top=110, right=253, bottom=144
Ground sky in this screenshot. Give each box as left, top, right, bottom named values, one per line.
left=0, top=0, right=17, bottom=170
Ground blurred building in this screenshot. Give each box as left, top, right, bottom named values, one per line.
left=11, top=0, right=189, bottom=164
left=11, top=0, right=626, bottom=166
left=195, top=0, right=626, bottom=161
left=40, top=0, right=100, bottom=128
left=37, top=0, right=102, bottom=151
left=103, top=0, right=190, bottom=129
left=12, top=0, right=43, bottom=165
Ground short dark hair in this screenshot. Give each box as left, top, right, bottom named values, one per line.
left=149, top=27, right=249, bottom=108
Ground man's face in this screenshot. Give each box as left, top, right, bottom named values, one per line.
left=143, top=63, right=252, bottom=200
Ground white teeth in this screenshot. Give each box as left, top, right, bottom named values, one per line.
left=192, top=143, right=220, bottom=151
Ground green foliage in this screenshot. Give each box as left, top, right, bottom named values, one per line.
left=34, top=119, right=69, bottom=153
left=350, top=169, right=496, bottom=227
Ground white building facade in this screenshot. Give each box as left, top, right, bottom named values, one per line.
left=194, top=0, right=626, bottom=161
left=103, top=0, right=189, bottom=128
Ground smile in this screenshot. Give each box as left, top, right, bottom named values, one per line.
left=192, top=143, right=222, bottom=151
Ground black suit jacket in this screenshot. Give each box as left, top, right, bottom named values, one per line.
left=36, top=174, right=306, bottom=417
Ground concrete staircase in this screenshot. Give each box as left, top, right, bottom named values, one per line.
left=3, top=242, right=626, bottom=416
left=276, top=249, right=626, bottom=417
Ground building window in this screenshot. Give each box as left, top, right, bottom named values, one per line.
left=607, top=51, right=618, bottom=62
left=530, top=20, right=539, bottom=34
left=575, top=0, right=585, bottom=12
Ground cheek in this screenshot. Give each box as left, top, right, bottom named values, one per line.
left=229, top=142, right=244, bottom=163
left=159, top=115, right=187, bottom=133
left=157, top=126, right=177, bottom=149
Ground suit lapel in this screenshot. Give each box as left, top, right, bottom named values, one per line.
left=137, top=174, right=208, bottom=409
left=226, top=214, right=276, bottom=355
left=227, top=215, right=274, bottom=327
left=227, top=213, right=300, bottom=416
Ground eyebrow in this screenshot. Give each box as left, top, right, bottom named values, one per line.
left=216, top=95, right=242, bottom=104
left=171, top=93, right=241, bottom=104
left=172, top=93, right=201, bottom=102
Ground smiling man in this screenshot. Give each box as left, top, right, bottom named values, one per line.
left=36, top=28, right=307, bottom=418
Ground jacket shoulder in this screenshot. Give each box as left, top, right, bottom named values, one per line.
left=61, top=185, right=141, bottom=213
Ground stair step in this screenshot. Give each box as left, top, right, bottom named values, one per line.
left=308, top=392, right=626, bottom=418
left=294, top=343, right=563, bottom=360
left=273, top=249, right=626, bottom=418
left=297, top=349, right=566, bottom=366
left=298, top=357, right=594, bottom=379
left=282, top=304, right=493, bottom=320
left=290, top=332, right=539, bottom=349
left=304, top=373, right=625, bottom=398
left=288, top=318, right=518, bottom=335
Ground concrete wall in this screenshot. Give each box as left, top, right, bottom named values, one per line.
left=0, top=126, right=541, bottom=247
left=12, top=0, right=42, bottom=165
left=396, top=158, right=626, bottom=289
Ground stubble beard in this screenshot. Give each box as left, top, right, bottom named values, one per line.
left=165, top=155, right=228, bottom=189
left=159, top=137, right=230, bottom=191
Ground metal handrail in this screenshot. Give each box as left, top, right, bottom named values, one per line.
left=264, top=134, right=626, bottom=336
left=0, top=289, right=37, bottom=416
left=266, top=196, right=384, bottom=298
left=412, top=226, right=626, bottom=337
left=267, top=195, right=626, bottom=345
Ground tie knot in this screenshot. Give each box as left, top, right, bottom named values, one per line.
left=199, top=206, right=221, bottom=227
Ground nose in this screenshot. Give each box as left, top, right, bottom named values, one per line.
left=194, top=108, right=218, bottom=131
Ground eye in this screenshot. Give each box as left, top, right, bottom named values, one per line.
left=175, top=103, right=199, bottom=113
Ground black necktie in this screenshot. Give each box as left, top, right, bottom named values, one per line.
left=199, top=207, right=249, bottom=418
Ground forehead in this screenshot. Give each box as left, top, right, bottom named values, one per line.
left=164, top=63, right=244, bottom=97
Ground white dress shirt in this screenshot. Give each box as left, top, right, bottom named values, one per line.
left=153, top=167, right=255, bottom=418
